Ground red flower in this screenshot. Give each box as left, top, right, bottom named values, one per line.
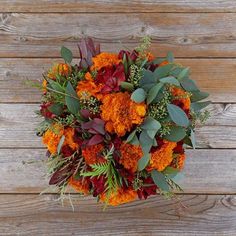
left=91, top=176, right=106, bottom=197
left=40, top=103, right=56, bottom=119
left=95, top=63, right=126, bottom=93
left=137, top=177, right=157, bottom=200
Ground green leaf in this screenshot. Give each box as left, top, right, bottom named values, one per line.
left=167, top=51, right=174, bottom=63
left=163, top=167, right=179, bottom=176
left=151, top=170, right=169, bottom=192
left=154, top=64, right=174, bottom=79
left=152, top=58, right=166, bottom=65
left=122, top=54, right=128, bottom=75
left=140, top=69, right=157, bottom=90
left=167, top=104, right=189, bottom=127
left=177, top=67, right=189, bottom=80
left=65, top=82, right=80, bottom=114
left=141, top=116, right=161, bottom=131
left=131, top=88, right=146, bottom=103
left=61, top=46, right=73, bottom=63
left=120, top=81, right=134, bottom=91
left=183, top=136, right=193, bottom=148
left=147, top=83, right=163, bottom=105
left=129, top=134, right=140, bottom=145
left=190, top=129, right=196, bottom=149
left=191, top=101, right=211, bottom=111
left=138, top=153, right=150, bottom=171
left=191, top=91, right=209, bottom=102
left=48, top=80, right=64, bottom=93
left=180, top=78, right=199, bottom=92
left=139, top=130, right=153, bottom=154
left=48, top=104, right=63, bottom=116
left=160, top=76, right=180, bottom=86
left=57, top=135, right=65, bottom=154
left=164, top=126, right=186, bottom=142
left=126, top=130, right=136, bottom=143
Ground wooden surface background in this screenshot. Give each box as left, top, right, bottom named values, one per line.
left=0, top=1, right=236, bottom=235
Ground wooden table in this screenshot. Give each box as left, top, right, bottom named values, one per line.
left=0, top=1, right=236, bottom=235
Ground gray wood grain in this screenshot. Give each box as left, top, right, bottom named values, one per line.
left=0, top=194, right=235, bottom=235
left=1, top=0, right=236, bottom=13
left=0, top=149, right=235, bottom=194
left=1, top=58, right=235, bottom=103
left=0, top=13, right=236, bottom=57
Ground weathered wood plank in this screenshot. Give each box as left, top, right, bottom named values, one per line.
left=0, top=104, right=236, bottom=148
left=1, top=0, right=236, bottom=13
left=0, top=194, right=235, bottom=235
left=0, top=149, right=235, bottom=194
left=1, top=58, right=235, bottom=103
left=0, top=13, right=236, bottom=57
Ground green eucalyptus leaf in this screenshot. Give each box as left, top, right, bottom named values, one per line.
left=120, top=81, right=134, bottom=91
left=138, top=153, right=150, bottom=171
left=141, top=116, right=161, bottom=131
left=48, top=104, right=63, bottom=116
left=140, top=69, right=157, bottom=90
left=154, top=64, right=174, bottom=79
left=160, top=76, right=180, bottom=86
left=139, top=130, right=153, bottom=154
left=190, top=129, right=196, bottom=149
left=191, top=91, right=209, bottom=102
left=191, top=101, right=211, bottom=111
left=151, top=170, right=169, bottom=192
left=61, top=46, right=73, bottom=63
left=57, top=135, right=65, bottom=154
left=180, top=78, right=199, bottom=92
left=131, top=88, right=146, bottom=103
left=65, top=81, right=80, bottom=115
left=167, top=104, right=189, bottom=127
left=147, top=83, right=163, bottom=105
left=48, top=80, right=65, bottom=93
left=177, top=67, right=189, bottom=80
left=163, top=166, right=179, bottom=176
left=183, top=136, right=193, bottom=147
left=164, top=126, right=186, bottom=142
left=126, top=130, right=137, bottom=143
left=147, top=129, right=157, bottom=139
left=167, top=51, right=174, bottom=63
left=129, top=134, right=140, bottom=145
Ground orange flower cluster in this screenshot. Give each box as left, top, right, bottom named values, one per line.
left=76, top=78, right=103, bottom=100
left=100, top=188, right=137, bottom=206
left=119, top=143, right=143, bottom=172
left=47, top=63, right=71, bottom=80
left=68, top=177, right=90, bottom=195
left=170, top=86, right=191, bottom=111
left=82, top=144, right=105, bottom=165
left=91, top=52, right=121, bottom=71
left=101, top=92, right=146, bottom=136
left=148, top=140, right=177, bottom=171
left=171, top=153, right=186, bottom=170
left=42, top=125, right=78, bottom=154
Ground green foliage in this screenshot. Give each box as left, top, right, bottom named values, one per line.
left=120, top=81, right=134, bottom=91
left=36, top=120, right=52, bottom=136
left=61, top=46, right=73, bottom=63
left=146, top=83, right=163, bottom=105
left=135, top=36, right=151, bottom=60
left=128, top=64, right=143, bottom=88
left=138, top=153, right=150, bottom=171
left=151, top=170, right=169, bottom=192
left=160, top=76, right=180, bottom=86
left=131, top=88, right=146, bottom=103
left=48, top=104, right=64, bottom=116
left=164, top=126, right=186, bottom=142
left=55, top=114, right=76, bottom=126
left=65, top=81, right=80, bottom=114
left=154, top=64, right=174, bottom=79
left=167, top=104, right=189, bottom=127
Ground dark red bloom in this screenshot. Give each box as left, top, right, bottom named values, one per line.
left=95, top=64, right=126, bottom=93
left=40, top=103, right=56, bottom=119
left=91, top=176, right=106, bottom=197
left=137, top=177, right=157, bottom=200
left=61, top=145, right=74, bottom=157
left=118, top=50, right=138, bottom=61
left=174, top=141, right=184, bottom=154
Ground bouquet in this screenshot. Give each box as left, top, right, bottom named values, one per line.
left=36, top=37, right=210, bottom=206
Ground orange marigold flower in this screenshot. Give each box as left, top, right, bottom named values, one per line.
left=42, top=125, right=78, bottom=155
left=148, top=140, right=177, bottom=171
left=91, top=52, right=121, bottom=71
left=82, top=144, right=105, bottom=165
left=84, top=72, right=93, bottom=81
left=100, top=188, right=137, bottom=206
left=119, top=143, right=143, bottom=172
left=47, top=63, right=71, bottom=80
left=101, top=92, right=146, bottom=136
left=146, top=52, right=155, bottom=61
left=68, top=177, right=90, bottom=195
left=170, top=86, right=191, bottom=111
left=42, top=79, right=47, bottom=93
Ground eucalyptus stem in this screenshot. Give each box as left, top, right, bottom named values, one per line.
left=46, top=86, right=80, bottom=101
